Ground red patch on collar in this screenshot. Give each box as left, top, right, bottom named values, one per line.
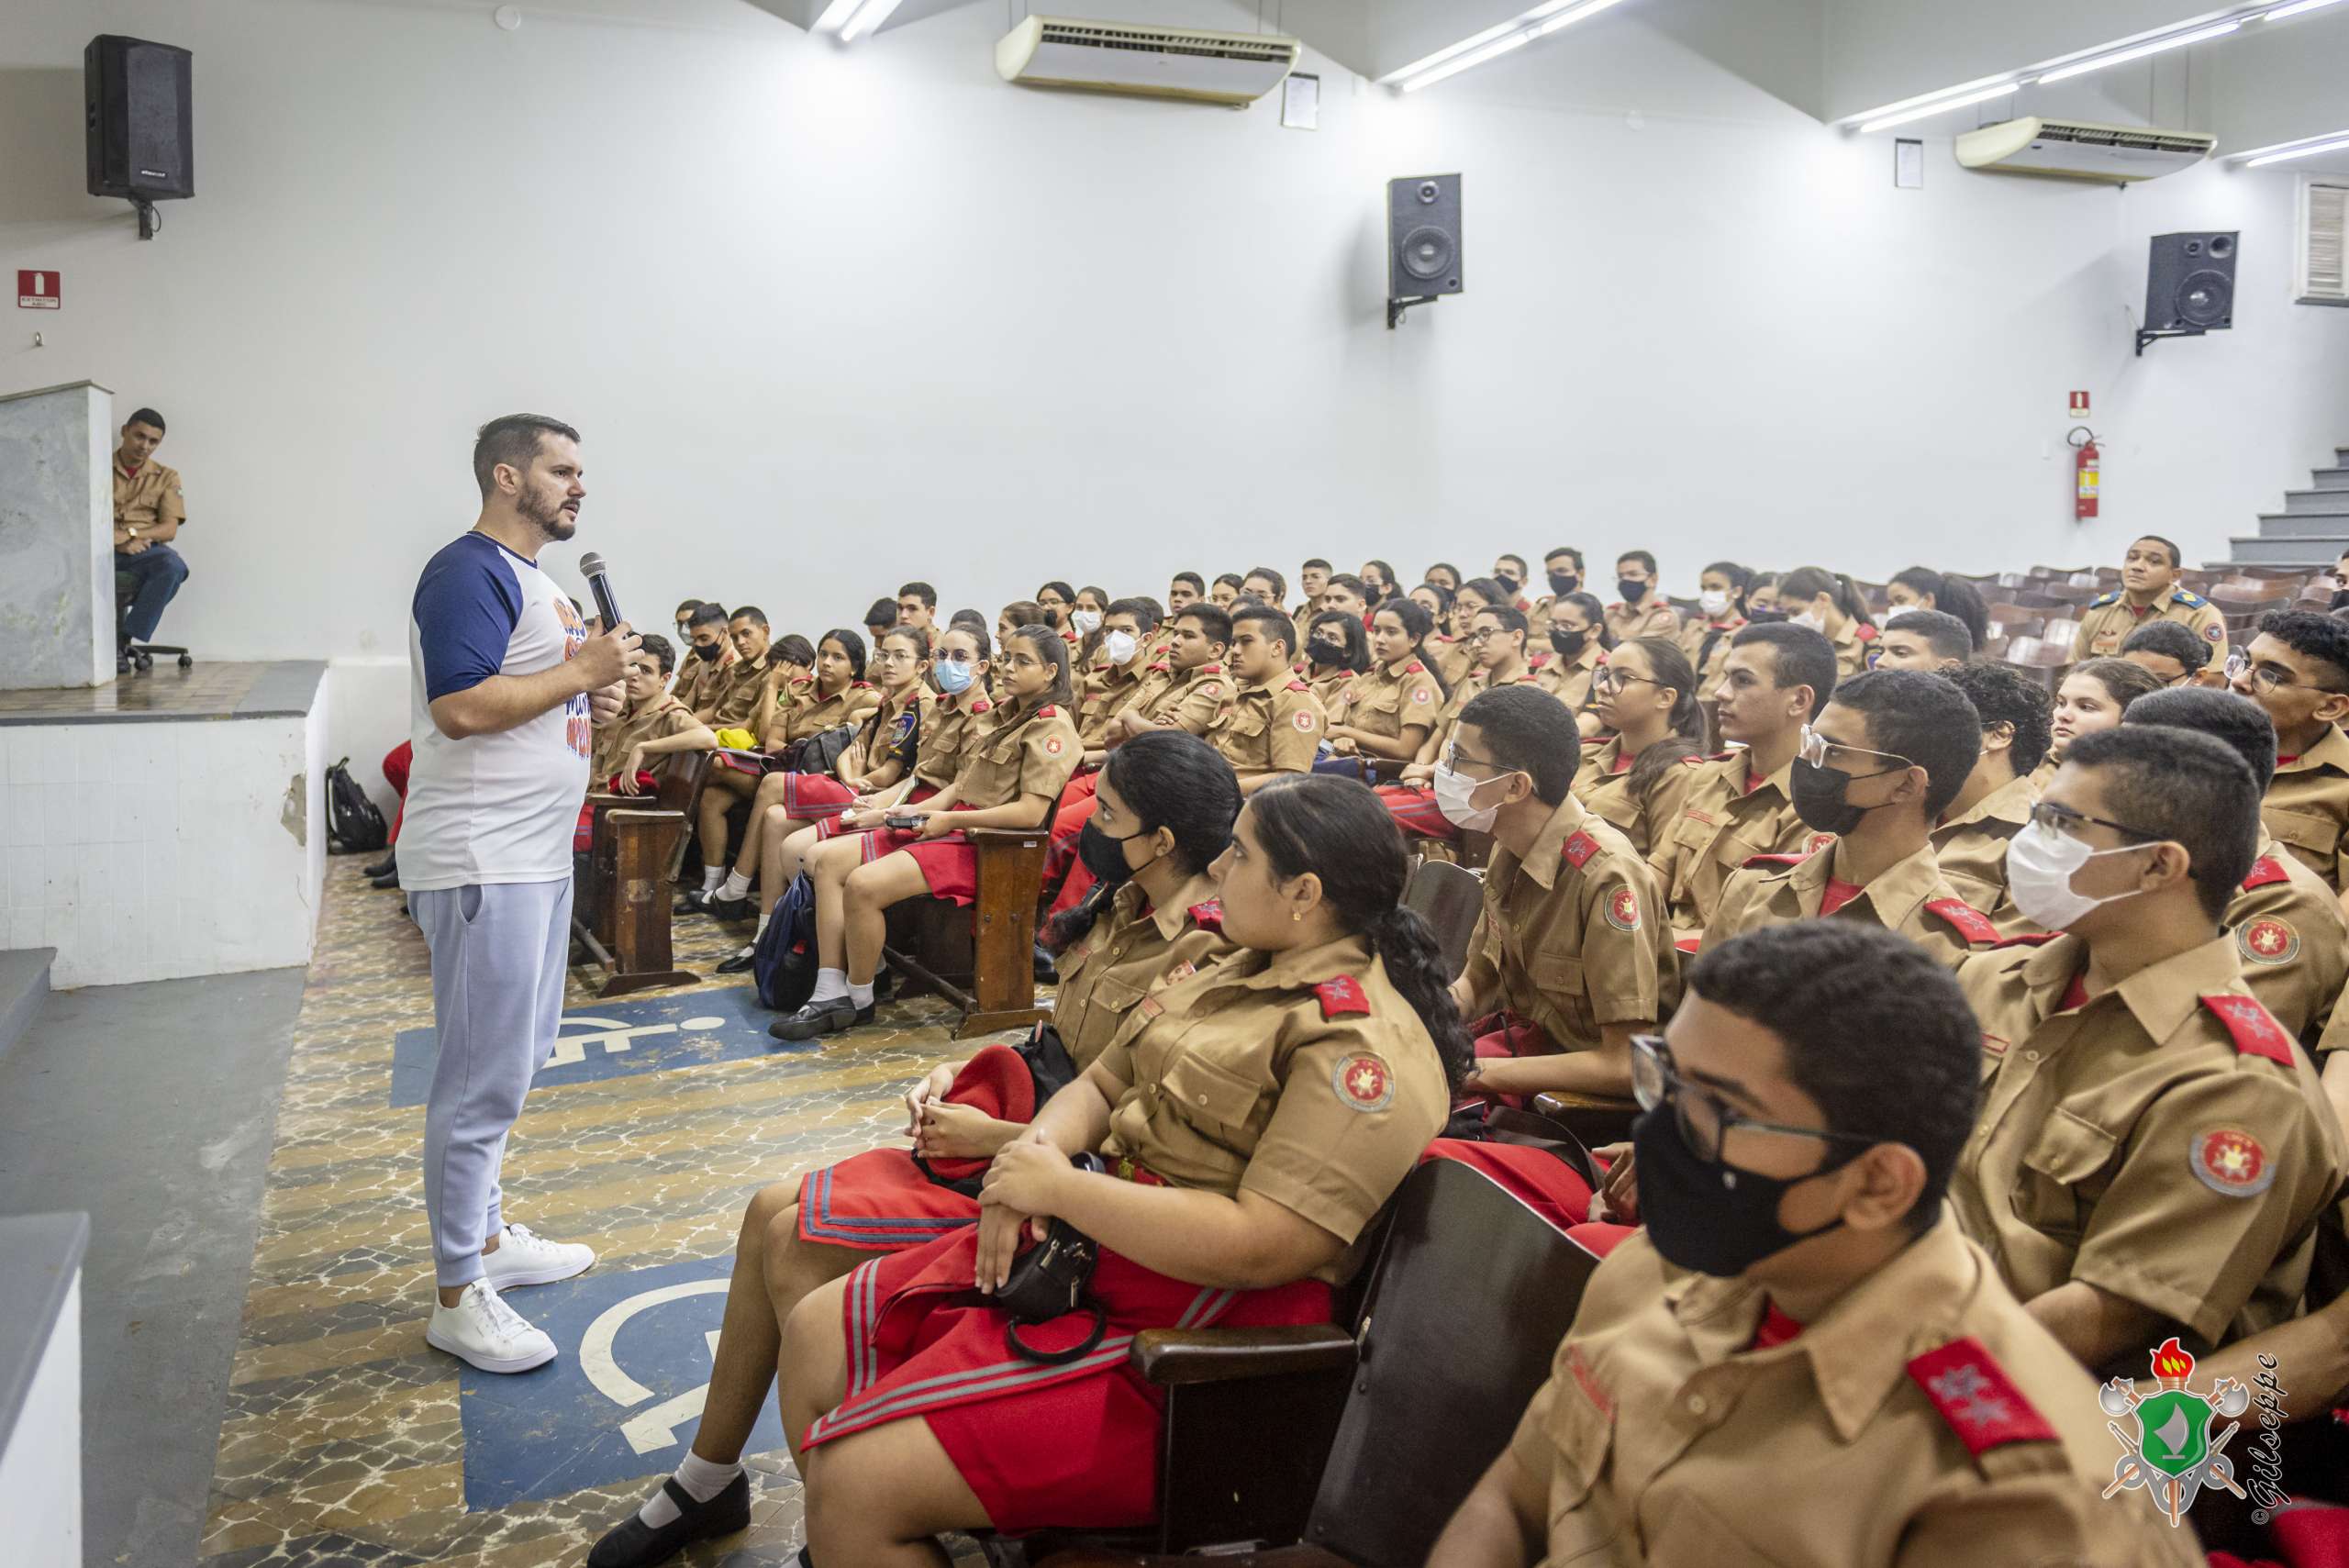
left=2241, top=856, right=2290, bottom=892
left=1563, top=830, right=1600, bottom=869
left=1286, top=679, right=1311, bottom=693
left=1199, top=663, right=1223, bottom=675
left=1854, top=623, right=1878, bottom=642
left=1186, top=899, right=1223, bottom=932
left=2200, top=993, right=2295, bottom=1067
left=1906, top=1339, right=2055, bottom=1456
left=1924, top=898, right=1999, bottom=945
left=1313, top=975, right=1371, bottom=1019
left=1036, top=705, right=1058, bottom=717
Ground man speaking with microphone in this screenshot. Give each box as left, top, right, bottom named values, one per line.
left=400, top=414, right=637, bottom=1373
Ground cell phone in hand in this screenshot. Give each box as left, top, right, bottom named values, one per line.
left=885, top=813, right=926, bottom=830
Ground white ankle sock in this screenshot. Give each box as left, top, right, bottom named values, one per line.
left=700, top=864, right=725, bottom=894
left=638, top=1451, right=741, bottom=1528
left=718, top=870, right=752, bottom=901
left=808, top=967, right=848, bottom=1004
left=754, top=908, right=772, bottom=936
left=847, top=980, right=874, bottom=1009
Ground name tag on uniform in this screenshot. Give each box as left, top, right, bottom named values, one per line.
left=1683, top=809, right=1716, bottom=826
left=1141, top=997, right=1165, bottom=1018
left=1163, top=961, right=1197, bottom=984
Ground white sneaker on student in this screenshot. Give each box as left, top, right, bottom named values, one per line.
left=480, top=1224, right=596, bottom=1290
left=426, top=1280, right=557, bottom=1373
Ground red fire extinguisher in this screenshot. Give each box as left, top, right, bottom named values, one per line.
left=2070, top=427, right=2100, bottom=522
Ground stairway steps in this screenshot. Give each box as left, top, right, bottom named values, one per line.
left=2255, top=512, right=2349, bottom=539
left=2314, top=468, right=2349, bottom=493
left=2229, top=533, right=2349, bottom=566
left=2284, top=491, right=2349, bottom=517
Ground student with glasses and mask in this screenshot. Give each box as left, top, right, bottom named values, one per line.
left=1950, top=726, right=2343, bottom=1373
left=1573, top=636, right=1706, bottom=858
left=1431, top=922, right=2204, bottom=1568
left=1702, top=670, right=1998, bottom=967
left=2229, top=609, right=2349, bottom=894
left=1605, top=550, right=1680, bottom=644
left=1375, top=605, right=1542, bottom=844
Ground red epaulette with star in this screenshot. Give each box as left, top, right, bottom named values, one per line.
left=1924, top=898, right=1999, bottom=945
left=1906, top=1339, right=2056, bottom=1457
left=1198, top=663, right=1223, bottom=676
left=1037, top=705, right=1059, bottom=718
left=1313, top=974, right=1371, bottom=1019
left=1855, top=623, right=1879, bottom=642
left=1403, top=661, right=1426, bottom=674
left=1186, top=899, right=1224, bottom=932
left=1286, top=680, right=1311, bottom=693
left=2200, top=993, right=2296, bottom=1067
left=969, top=698, right=992, bottom=714
left=1564, top=829, right=1601, bottom=868
left=2242, top=857, right=2290, bottom=892
left=1148, top=662, right=1171, bottom=674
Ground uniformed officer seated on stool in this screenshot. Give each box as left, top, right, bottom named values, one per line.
left=2076, top=534, right=2228, bottom=665
left=1949, top=726, right=2345, bottom=1373
left=1429, top=922, right=2202, bottom=1568
left=111, top=406, right=190, bottom=669
left=2226, top=609, right=2349, bottom=895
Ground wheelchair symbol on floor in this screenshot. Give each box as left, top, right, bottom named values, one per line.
left=580, top=1279, right=733, bottom=1454
left=546, top=1015, right=729, bottom=1071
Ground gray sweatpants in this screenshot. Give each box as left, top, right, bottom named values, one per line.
left=411, top=878, right=573, bottom=1288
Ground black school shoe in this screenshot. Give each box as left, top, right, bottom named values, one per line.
left=362, top=851, right=396, bottom=878
left=769, top=996, right=874, bottom=1041
left=715, top=944, right=757, bottom=975
left=586, top=1472, right=751, bottom=1567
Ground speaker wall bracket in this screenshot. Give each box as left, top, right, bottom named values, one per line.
left=2134, top=326, right=2205, bottom=357
left=1386, top=295, right=1440, bottom=330
left=131, top=196, right=159, bottom=240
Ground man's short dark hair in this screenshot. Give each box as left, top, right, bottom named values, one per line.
left=2135, top=534, right=2184, bottom=570
left=1477, top=604, right=1530, bottom=639
left=2065, top=726, right=2260, bottom=920
left=1181, top=604, right=1236, bottom=648
left=1543, top=546, right=1584, bottom=569
left=898, top=581, right=938, bottom=609
left=774, top=633, right=817, bottom=667
left=1497, top=553, right=1529, bottom=574
left=2125, top=686, right=2280, bottom=795
left=863, top=596, right=898, bottom=630
left=1325, top=573, right=1366, bottom=598
left=1945, top=662, right=2053, bottom=776
left=685, top=602, right=729, bottom=632
left=1883, top=608, right=1974, bottom=662
left=1731, top=623, right=1838, bottom=718
left=1687, top=923, right=1983, bottom=1237
left=1616, top=550, right=1658, bottom=575
left=2120, top=618, right=2214, bottom=673
left=1459, top=684, right=1580, bottom=804
left=638, top=633, right=677, bottom=675
left=1107, top=595, right=1161, bottom=634
left=1827, top=670, right=1982, bottom=817
left=2257, top=610, right=2349, bottom=690
left=1173, top=571, right=1205, bottom=593
left=1230, top=604, right=1291, bottom=658
left=472, top=413, right=579, bottom=497
left=729, top=606, right=768, bottom=629
left=126, top=406, right=165, bottom=434
left=1301, top=558, right=1332, bottom=573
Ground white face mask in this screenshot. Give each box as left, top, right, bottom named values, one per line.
left=1790, top=608, right=1826, bottom=633
left=1432, top=761, right=1519, bottom=832
left=2005, top=819, right=2152, bottom=930
left=1101, top=629, right=1140, bottom=666
left=1698, top=590, right=1731, bottom=618
left=1071, top=610, right=1104, bottom=637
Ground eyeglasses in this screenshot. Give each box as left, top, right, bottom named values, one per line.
left=2225, top=651, right=2341, bottom=695
left=1630, top=1036, right=1878, bottom=1165
left=874, top=648, right=918, bottom=665
left=2028, top=799, right=2162, bottom=846
left=1441, top=744, right=1513, bottom=777
left=1591, top=666, right=1661, bottom=694
left=935, top=650, right=978, bottom=666
left=1797, top=724, right=1911, bottom=775
left=1463, top=628, right=1512, bottom=645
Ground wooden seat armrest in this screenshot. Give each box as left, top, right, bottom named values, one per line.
left=963, top=825, right=1050, bottom=846
left=584, top=791, right=629, bottom=808
left=604, top=807, right=684, bottom=822
left=1129, top=1324, right=1356, bottom=1386
left=1531, top=1090, right=1638, bottom=1117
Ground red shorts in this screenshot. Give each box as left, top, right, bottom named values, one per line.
left=859, top=802, right=985, bottom=905
left=796, top=1150, right=980, bottom=1252
left=782, top=772, right=858, bottom=818
left=1467, top=1014, right=1553, bottom=1111
left=1375, top=783, right=1458, bottom=842
left=803, top=1226, right=1334, bottom=1531
left=1042, top=789, right=1105, bottom=919
left=814, top=784, right=939, bottom=843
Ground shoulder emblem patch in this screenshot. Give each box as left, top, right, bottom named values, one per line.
left=1563, top=830, right=1601, bottom=869
left=1293, top=708, right=1319, bottom=732
left=1331, top=1053, right=1394, bottom=1113
left=2239, top=918, right=2300, bottom=967
left=2241, top=857, right=2290, bottom=892
left=1906, top=1339, right=2057, bottom=1456
left=1186, top=898, right=1223, bottom=932
left=1925, top=898, right=2000, bottom=946
left=1043, top=736, right=1064, bottom=755
left=2199, top=993, right=2296, bottom=1067
left=1854, top=623, right=1878, bottom=642
left=2206, top=622, right=2225, bottom=642
left=1412, top=688, right=1433, bottom=706
left=1808, top=832, right=1837, bottom=854
left=2189, top=1129, right=2276, bottom=1197
left=1604, top=885, right=1642, bottom=933
left=1313, top=974, right=1372, bottom=1020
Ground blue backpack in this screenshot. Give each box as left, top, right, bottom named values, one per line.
left=752, top=871, right=819, bottom=1012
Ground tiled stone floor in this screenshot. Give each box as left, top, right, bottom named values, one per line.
left=198, top=866, right=995, bottom=1566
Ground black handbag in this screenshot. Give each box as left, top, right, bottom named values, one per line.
left=996, top=1152, right=1108, bottom=1365
left=782, top=724, right=857, bottom=777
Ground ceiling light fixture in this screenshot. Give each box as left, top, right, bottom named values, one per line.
left=835, top=0, right=905, bottom=44
left=1857, top=81, right=2023, bottom=134
left=811, top=0, right=859, bottom=34
left=2245, top=134, right=2349, bottom=165
left=2264, top=0, right=2345, bottom=18
left=1837, top=72, right=2025, bottom=130
left=1381, top=0, right=1640, bottom=94
left=2034, top=18, right=2243, bottom=83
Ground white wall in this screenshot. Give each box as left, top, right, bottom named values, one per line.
left=4, top=0, right=2347, bottom=777
left=0, top=1272, right=81, bottom=1568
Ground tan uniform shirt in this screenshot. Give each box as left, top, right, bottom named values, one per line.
left=1703, top=840, right=1998, bottom=970
left=1425, top=666, right=1539, bottom=762
left=1094, top=934, right=1449, bottom=1276
left=674, top=646, right=736, bottom=722
left=1651, top=752, right=1814, bottom=946
left=1513, top=1220, right=2204, bottom=1568
left=590, top=693, right=700, bottom=784
left=1930, top=773, right=2038, bottom=934
left=2263, top=722, right=2349, bottom=894
left=1676, top=615, right=1747, bottom=698
left=707, top=650, right=777, bottom=730
left=1306, top=666, right=1352, bottom=714
left=1571, top=735, right=1703, bottom=860
left=1077, top=655, right=1153, bottom=748
left=1429, top=634, right=1476, bottom=692
left=1051, top=873, right=1236, bottom=1068
left=1604, top=597, right=1679, bottom=644
left=1136, top=661, right=1231, bottom=737
left=1458, top=796, right=1678, bottom=1052
left=1535, top=641, right=1604, bottom=714
left=1952, top=932, right=2345, bottom=1343
left=912, top=690, right=993, bottom=790
left=2076, top=586, right=2230, bottom=666
left=2231, top=840, right=2349, bottom=1045
left=1332, top=657, right=1443, bottom=747
left=757, top=675, right=881, bottom=753
left=1206, top=678, right=1324, bottom=783
left=948, top=701, right=1081, bottom=809
left=111, top=458, right=185, bottom=547
left=837, top=684, right=924, bottom=788
left=1828, top=619, right=1875, bottom=682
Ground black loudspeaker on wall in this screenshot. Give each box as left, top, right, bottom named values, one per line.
left=1388, top=174, right=1463, bottom=320
left=85, top=35, right=195, bottom=205
left=2146, top=231, right=2238, bottom=333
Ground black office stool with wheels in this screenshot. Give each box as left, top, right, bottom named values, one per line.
left=116, top=568, right=193, bottom=674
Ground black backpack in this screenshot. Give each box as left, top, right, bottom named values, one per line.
left=753, top=870, right=821, bottom=1011
left=325, top=757, right=389, bottom=855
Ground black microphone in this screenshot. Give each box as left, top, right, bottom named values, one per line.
left=577, top=551, right=623, bottom=631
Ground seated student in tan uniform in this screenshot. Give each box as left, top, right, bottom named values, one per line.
left=589, top=636, right=714, bottom=795
left=1376, top=604, right=1540, bottom=842
left=1743, top=571, right=1783, bottom=616
left=671, top=598, right=705, bottom=650
left=1300, top=608, right=1369, bottom=711
left=1777, top=564, right=1877, bottom=681
left=1524, top=545, right=1586, bottom=644
left=1292, top=558, right=1330, bottom=642
left=1208, top=573, right=1243, bottom=610
left=685, top=628, right=880, bottom=913
left=2030, top=656, right=2163, bottom=793
left=861, top=597, right=899, bottom=654
left=1704, top=670, right=1999, bottom=969
left=586, top=734, right=1242, bottom=1568
left=1358, top=559, right=1397, bottom=612
left=702, top=606, right=778, bottom=729
left=1075, top=598, right=1162, bottom=764
left=671, top=601, right=736, bottom=719
left=1165, top=572, right=1204, bottom=617
left=1492, top=554, right=1534, bottom=612
left=1951, top=726, right=2346, bottom=1371
left=1445, top=687, right=1677, bottom=1102
left=2229, top=609, right=2349, bottom=894
left=1422, top=560, right=1462, bottom=596
left=1885, top=565, right=1990, bottom=652
left=1675, top=560, right=1750, bottom=701
left=1653, top=623, right=1838, bottom=950
left=774, top=777, right=1458, bottom=1562
left=1868, top=608, right=1971, bottom=673
left=1408, top=580, right=1462, bottom=671
left=990, top=600, right=1041, bottom=704
left=2076, top=534, right=2228, bottom=663
left=1430, top=922, right=2204, bottom=1568
left=772, top=624, right=1081, bottom=1040
left=1573, top=636, right=1705, bottom=858
left=1204, top=604, right=1324, bottom=797
left=1932, top=662, right=2050, bottom=929
left=1320, top=597, right=1447, bottom=773
left=2120, top=617, right=2221, bottom=689
left=894, top=581, right=938, bottom=652
left=768, top=632, right=816, bottom=687
left=1604, top=550, right=1680, bottom=644
left=1538, top=591, right=1610, bottom=733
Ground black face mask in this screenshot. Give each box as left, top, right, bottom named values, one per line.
left=691, top=640, right=721, bottom=662
left=1632, top=1106, right=1859, bottom=1278
left=1492, top=573, right=1520, bottom=598
left=1744, top=606, right=1789, bottom=626
left=1307, top=638, right=1349, bottom=668
left=1789, top=758, right=1884, bottom=837
left=1076, top=820, right=1158, bottom=890
left=1548, top=570, right=1579, bottom=596
left=1549, top=627, right=1587, bottom=660
left=1618, top=578, right=1649, bottom=604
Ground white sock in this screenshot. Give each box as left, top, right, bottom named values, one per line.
left=718, top=870, right=752, bottom=901
left=847, top=980, right=874, bottom=1009
left=638, top=1450, right=741, bottom=1528
left=808, top=967, right=848, bottom=1004
left=700, top=864, right=725, bottom=894
left=754, top=908, right=772, bottom=936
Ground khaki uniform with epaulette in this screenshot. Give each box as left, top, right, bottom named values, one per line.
left=2076, top=584, right=2229, bottom=665
left=2262, top=722, right=2349, bottom=894
left=1649, top=752, right=1816, bottom=948
left=1703, top=840, right=2000, bottom=971
left=1930, top=773, right=2038, bottom=934
left=1206, top=677, right=1323, bottom=786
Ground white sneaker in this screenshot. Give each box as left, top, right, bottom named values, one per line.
left=426, top=1280, right=557, bottom=1373
left=480, top=1223, right=596, bottom=1290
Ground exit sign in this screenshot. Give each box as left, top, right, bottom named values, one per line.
left=17, top=270, right=60, bottom=309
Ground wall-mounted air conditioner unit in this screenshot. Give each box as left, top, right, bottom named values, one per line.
left=1956, top=117, right=2215, bottom=183
left=996, top=16, right=1300, bottom=107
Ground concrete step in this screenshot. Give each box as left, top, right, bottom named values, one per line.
left=2256, top=512, right=2349, bottom=539
left=2313, top=468, right=2349, bottom=493
left=0, top=948, right=55, bottom=1065
left=2227, top=534, right=2349, bottom=566
left=2283, top=490, right=2349, bottom=517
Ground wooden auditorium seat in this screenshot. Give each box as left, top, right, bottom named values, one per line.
left=882, top=810, right=1059, bottom=1040
left=573, top=751, right=711, bottom=996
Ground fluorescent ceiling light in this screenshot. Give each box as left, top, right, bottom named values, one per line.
left=836, top=0, right=905, bottom=44
left=1383, top=0, right=1639, bottom=94
left=1857, top=81, right=2022, bottom=134
left=1838, top=72, right=2023, bottom=129
left=2264, top=0, right=2345, bottom=18
left=2246, top=134, right=2349, bottom=165
left=811, top=0, right=859, bottom=34
left=2035, top=18, right=2243, bottom=83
